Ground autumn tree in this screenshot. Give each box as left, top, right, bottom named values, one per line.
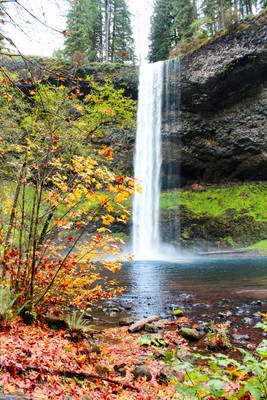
left=0, top=71, right=136, bottom=315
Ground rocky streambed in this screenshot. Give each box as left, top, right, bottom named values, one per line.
left=86, top=257, right=267, bottom=351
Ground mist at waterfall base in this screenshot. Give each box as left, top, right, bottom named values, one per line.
left=132, top=59, right=186, bottom=261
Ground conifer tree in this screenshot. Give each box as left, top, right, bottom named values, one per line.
left=65, top=0, right=101, bottom=63
left=110, top=0, right=135, bottom=62
left=149, top=0, right=265, bottom=62
left=149, top=0, right=194, bottom=63
left=65, top=0, right=134, bottom=64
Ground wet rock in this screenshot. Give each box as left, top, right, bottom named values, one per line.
left=253, top=312, right=262, bottom=320
left=156, top=366, right=173, bottom=383
left=83, top=313, right=93, bottom=321
left=176, top=348, right=194, bottom=362
left=144, top=323, right=160, bottom=333
left=180, top=327, right=201, bottom=341
left=119, top=317, right=134, bottom=326
left=128, top=316, right=160, bottom=333
left=221, top=298, right=231, bottom=303
left=123, top=303, right=133, bottom=311
left=197, top=322, right=209, bottom=332
left=156, top=366, right=184, bottom=384
left=108, top=307, right=121, bottom=313
left=251, top=300, right=263, bottom=306
left=109, top=312, right=118, bottom=317
left=133, top=365, right=152, bottom=381
left=218, top=311, right=232, bottom=319
left=244, top=317, right=253, bottom=325
left=114, top=363, right=127, bottom=377
left=236, top=308, right=246, bottom=316
left=178, top=293, right=194, bottom=300
left=232, top=334, right=250, bottom=342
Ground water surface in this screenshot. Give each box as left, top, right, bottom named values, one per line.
left=93, top=256, right=267, bottom=324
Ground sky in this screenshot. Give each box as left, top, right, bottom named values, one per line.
left=2, top=0, right=153, bottom=60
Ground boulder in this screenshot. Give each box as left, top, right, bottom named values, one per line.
left=180, top=327, right=201, bottom=341
left=133, top=365, right=152, bottom=381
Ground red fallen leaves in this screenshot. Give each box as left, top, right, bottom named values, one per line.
left=0, top=321, right=181, bottom=399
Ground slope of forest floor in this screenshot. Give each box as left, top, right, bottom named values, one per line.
left=0, top=311, right=266, bottom=399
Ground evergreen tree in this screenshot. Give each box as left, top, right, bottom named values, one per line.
left=149, top=0, right=265, bottom=62
left=65, top=0, right=101, bottom=63
left=110, top=0, right=134, bottom=62
left=65, top=0, right=134, bottom=64
left=149, top=0, right=194, bottom=63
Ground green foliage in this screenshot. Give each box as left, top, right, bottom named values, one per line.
left=149, top=0, right=195, bottom=62
left=138, top=335, right=167, bottom=348
left=157, top=315, right=267, bottom=399
left=0, top=284, right=19, bottom=324
left=0, top=72, right=136, bottom=313
left=162, top=346, right=267, bottom=399
left=244, top=240, right=267, bottom=252
left=65, top=0, right=101, bottom=64
left=149, top=0, right=265, bottom=61
left=109, top=0, right=135, bottom=63
left=65, top=312, right=93, bottom=334
left=254, top=313, right=267, bottom=333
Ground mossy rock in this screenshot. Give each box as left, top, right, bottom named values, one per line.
left=180, top=327, right=201, bottom=341
left=172, top=309, right=184, bottom=317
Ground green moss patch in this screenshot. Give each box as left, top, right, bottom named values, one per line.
left=160, top=183, right=267, bottom=247
left=161, top=183, right=267, bottom=223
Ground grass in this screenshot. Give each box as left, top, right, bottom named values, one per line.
left=244, top=240, right=267, bottom=252
left=160, top=183, right=267, bottom=222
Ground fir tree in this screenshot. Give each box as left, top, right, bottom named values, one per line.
left=149, top=0, right=194, bottom=63
left=110, top=0, right=134, bottom=63
left=65, top=0, right=134, bottom=64
left=65, top=0, right=101, bottom=63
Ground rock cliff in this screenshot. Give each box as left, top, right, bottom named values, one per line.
left=164, top=11, right=267, bottom=184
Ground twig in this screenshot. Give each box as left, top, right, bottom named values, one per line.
left=2, top=363, right=140, bottom=392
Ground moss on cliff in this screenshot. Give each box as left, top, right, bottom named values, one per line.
left=161, top=183, right=267, bottom=221
left=160, top=182, right=267, bottom=247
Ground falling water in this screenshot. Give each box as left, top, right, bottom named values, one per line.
left=132, top=59, right=181, bottom=260
left=132, top=62, right=164, bottom=259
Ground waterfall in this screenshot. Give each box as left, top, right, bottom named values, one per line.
left=132, top=59, right=180, bottom=260
left=132, top=62, right=164, bottom=259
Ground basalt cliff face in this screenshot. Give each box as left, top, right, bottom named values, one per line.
left=162, top=11, right=267, bottom=185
